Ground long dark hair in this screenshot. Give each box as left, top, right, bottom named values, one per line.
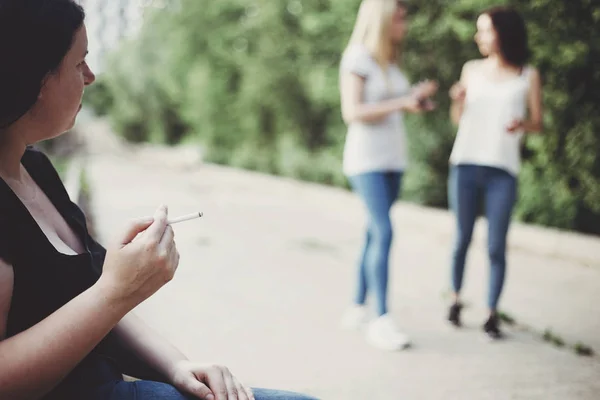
left=0, top=0, right=85, bottom=128
left=483, top=6, right=530, bottom=68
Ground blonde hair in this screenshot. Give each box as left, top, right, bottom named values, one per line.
left=345, top=0, right=404, bottom=71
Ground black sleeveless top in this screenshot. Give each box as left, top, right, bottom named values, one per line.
left=0, top=147, right=114, bottom=399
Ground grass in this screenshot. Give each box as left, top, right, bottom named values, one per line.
left=542, top=329, right=565, bottom=347
left=543, top=329, right=596, bottom=357
left=573, top=342, right=594, bottom=357
left=497, top=311, right=516, bottom=326
left=450, top=307, right=593, bottom=358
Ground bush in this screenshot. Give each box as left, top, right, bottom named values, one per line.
left=509, top=0, right=600, bottom=233
left=84, top=0, right=600, bottom=235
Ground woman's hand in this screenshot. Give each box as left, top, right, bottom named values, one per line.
left=398, top=96, right=436, bottom=113
left=98, top=205, right=180, bottom=307
left=399, top=96, right=424, bottom=113
left=412, top=79, right=439, bottom=100
left=419, top=98, right=436, bottom=111
left=169, top=361, right=255, bottom=400
left=403, top=80, right=438, bottom=113
left=506, top=119, right=523, bottom=133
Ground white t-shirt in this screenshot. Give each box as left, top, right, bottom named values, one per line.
left=340, top=44, right=411, bottom=176
left=449, top=65, right=532, bottom=176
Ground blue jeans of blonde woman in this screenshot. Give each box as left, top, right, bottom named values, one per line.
left=448, top=164, right=517, bottom=311
left=348, top=171, right=403, bottom=317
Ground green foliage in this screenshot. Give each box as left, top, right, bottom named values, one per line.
left=82, top=79, right=112, bottom=116
left=509, top=0, right=600, bottom=234
left=85, top=0, right=600, bottom=235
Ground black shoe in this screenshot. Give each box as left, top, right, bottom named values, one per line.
left=483, top=315, right=503, bottom=340
left=448, top=303, right=462, bottom=327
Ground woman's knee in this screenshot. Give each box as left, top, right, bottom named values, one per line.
left=371, top=220, right=393, bottom=247
left=488, top=239, right=506, bottom=267
left=453, top=231, right=472, bottom=256
left=106, top=380, right=194, bottom=400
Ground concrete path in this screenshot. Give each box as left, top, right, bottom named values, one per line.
left=78, top=117, right=600, bottom=400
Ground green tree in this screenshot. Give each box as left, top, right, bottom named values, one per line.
left=509, top=0, right=600, bottom=233
left=84, top=0, right=600, bottom=235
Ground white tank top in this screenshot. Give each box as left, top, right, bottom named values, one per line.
left=449, top=66, right=532, bottom=176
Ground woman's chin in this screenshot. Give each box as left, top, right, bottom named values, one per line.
left=477, top=45, right=490, bottom=56
left=69, top=104, right=83, bottom=127
left=64, top=111, right=80, bottom=132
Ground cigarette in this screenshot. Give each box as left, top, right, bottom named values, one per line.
left=167, top=211, right=203, bottom=225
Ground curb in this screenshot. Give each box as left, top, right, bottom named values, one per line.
left=392, top=202, right=600, bottom=268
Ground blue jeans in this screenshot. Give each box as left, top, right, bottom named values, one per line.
left=448, top=164, right=517, bottom=311
left=86, top=357, right=319, bottom=400
left=93, top=382, right=317, bottom=400
left=348, top=171, right=403, bottom=316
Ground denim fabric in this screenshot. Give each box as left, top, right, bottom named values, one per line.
left=448, top=164, right=517, bottom=310
left=348, top=171, right=403, bottom=316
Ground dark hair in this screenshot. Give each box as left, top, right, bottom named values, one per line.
left=483, top=6, right=530, bottom=68
left=0, top=0, right=85, bottom=128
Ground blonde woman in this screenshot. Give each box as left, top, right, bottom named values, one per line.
left=339, top=0, right=437, bottom=351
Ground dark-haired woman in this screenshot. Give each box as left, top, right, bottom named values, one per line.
left=446, top=6, right=543, bottom=339
left=0, top=1, right=318, bottom=399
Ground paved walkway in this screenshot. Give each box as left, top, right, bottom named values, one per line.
left=78, top=117, right=600, bottom=400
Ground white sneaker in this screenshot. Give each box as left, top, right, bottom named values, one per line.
left=340, top=304, right=368, bottom=330
left=366, top=314, right=411, bottom=351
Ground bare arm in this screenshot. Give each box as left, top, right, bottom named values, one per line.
left=450, top=61, right=472, bottom=125
left=506, top=68, right=544, bottom=134
left=0, top=262, right=135, bottom=400
left=450, top=97, right=464, bottom=126
left=523, top=68, right=543, bottom=133
left=111, top=312, right=188, bottom=383
left=340, top=72, right=414, bottom=124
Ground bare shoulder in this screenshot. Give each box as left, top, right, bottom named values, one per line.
left=460, top=59, right=483, bottom=81
left=526, top=65, right=541, bottom=82
left=464, top=59, right=484, bottom=73
left=0, top=257, right=14, bottom=340
left=464, top=59, right=482, bottom=68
